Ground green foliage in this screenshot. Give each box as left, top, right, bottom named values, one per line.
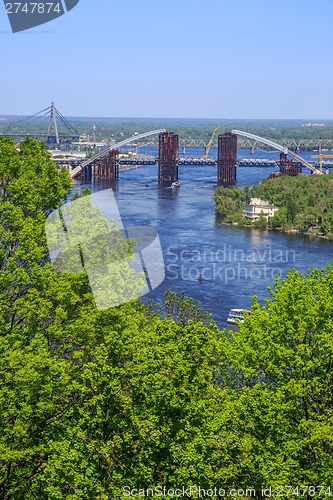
left=270, top=207, right=290, bottom=229
left=154, top=290, right=214, bottom=326
left=224, top=266, right=333, bottom=486
left=214, top=185, right=246, bottom=222
left=0, top=137, right=227, bottom=497
left=214, top=186, right=271, bottom=228
left=45, top=190, right=144, bottom=310
left=2, top=116, right=333, bottom=147
left=251, top=173, right=333, bottom=235
left=0, top=137, right=97, bottom=498
left=1, top=137, right=333, bottom=496
left=253, top=212, right=268, bottom=228
left=216, top=174, right=333, bottom=236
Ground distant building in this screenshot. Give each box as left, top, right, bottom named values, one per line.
left=243, top=198, right=279, bottom=221
left=301, top=123, right=325, bottom=127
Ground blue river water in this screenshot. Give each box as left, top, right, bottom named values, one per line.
left=72, top=148, right=333, bottom=328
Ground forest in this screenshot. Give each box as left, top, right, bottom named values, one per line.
left=0, top=137, right=333, bottom=498
left=215, top=174, right=333, bottom=239
left=1, top=115, right=333, bottom=147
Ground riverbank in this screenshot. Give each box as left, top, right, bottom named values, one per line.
left=215, top=174, right=333, bottom=242
left=218, top=221, right=333, bottom=241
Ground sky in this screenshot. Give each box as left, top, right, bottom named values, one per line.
left=1, top=0, right=333, bottom=119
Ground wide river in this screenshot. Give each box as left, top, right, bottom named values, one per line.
left=72, top=147, right=333, bottom=328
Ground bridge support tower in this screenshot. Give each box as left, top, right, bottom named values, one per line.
left=78, top=165, right=92, bottom=182
left=93, top=149, right=119, bottom=181
left=158, top=132, right=179, bottom=185
left=217, top=132, right=237, bottom=184
left=280, top=152, right=302, bottom=176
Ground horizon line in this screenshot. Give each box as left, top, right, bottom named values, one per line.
left=1, top=114, right=333, bottom=122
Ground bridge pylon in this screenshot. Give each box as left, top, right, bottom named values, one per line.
left=158, top=132, right=179, bottom=185
left=279, top=152, right=302, bottom=176
left=47, top=102, right=60, bottom=144
left=0, top=102, right=80, bottom=144
left=217, top=132, right=237, bottom=184
left=93, top=149, right=119, bottom=181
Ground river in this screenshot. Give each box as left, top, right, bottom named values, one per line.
left=72, top=148, right=333, bottom=328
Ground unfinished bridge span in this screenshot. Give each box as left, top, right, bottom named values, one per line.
left=69, top=129, right=322, bottom=185
left=231, top=130, right=321, bottom=175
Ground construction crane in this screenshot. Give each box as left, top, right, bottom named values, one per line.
left=311, top=153, right=333, bottom=173
left=201, top=127, right=219, bottom=160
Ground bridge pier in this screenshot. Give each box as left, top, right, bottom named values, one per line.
left=93, top=149, right=119, bottom=181
left=158, top=132, right=179, bottom=185
left=279, top=152, right=302, bottom=176
left=217, top=132, right=237, bottom=184
left=78, top=164, right=92, bottom=182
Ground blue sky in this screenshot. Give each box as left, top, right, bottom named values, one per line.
left=1, top=0, right=333, bottom=119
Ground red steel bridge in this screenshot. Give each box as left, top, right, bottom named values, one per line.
left=0, top=103, right=322, bottom=183
left=69, top=130, right=321, bottom=184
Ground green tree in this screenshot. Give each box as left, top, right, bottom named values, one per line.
left=3, top=136, right=333, bottom=497
left=294, top=209, right=317, bottom=232
left=244, top=184, right=251, bottom=204
left=214, top=185, right=245, bottom=222
left=224, top=266, right=333, bottom=486
left=0, top=137, right=99, bottom=498
left=286, top=197, right=297, bottom=224
left=0, top=137, right=232, bottom=498
left=254, top=211, right=268, bottom=228
left=270, top=207, right=290, bottom=229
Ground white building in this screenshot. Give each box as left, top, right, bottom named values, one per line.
left=243, top=198, right=278, bottom=221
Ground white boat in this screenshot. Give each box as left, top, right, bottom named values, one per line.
left=171, top=181, right=181, bottom=188
left=227, top=308, right=251, bottom=325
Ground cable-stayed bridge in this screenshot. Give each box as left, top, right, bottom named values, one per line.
left=0, top=102, right=80, bottom=143
left=1, top=103, right=332, bottom=152
left=0, top=104, right=324, bottom=181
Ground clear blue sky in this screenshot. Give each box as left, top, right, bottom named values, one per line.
left=1, top=0, right=332, bottom=119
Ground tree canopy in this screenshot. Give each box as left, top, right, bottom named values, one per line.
left=215, top=174, right=333, bottom=237
left=0, top=137, right=333, bottom=498
left=224, top=266, right=333, bottom=488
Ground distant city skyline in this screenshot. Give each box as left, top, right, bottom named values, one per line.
left=1, top=0, right=333, bottom=119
